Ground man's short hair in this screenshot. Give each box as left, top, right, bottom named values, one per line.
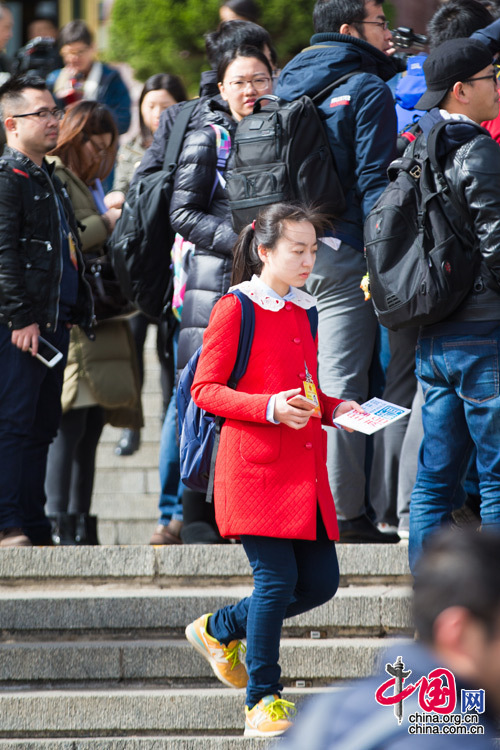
left=57, top=19, right=93, bottom=50
left=313, top=0, right=383, bottom=34
left=0, top=73, right=48, bottom=126
left=428, top=0, right=494, bottom=48
left=413, top=530, right=500, bottom=644
left=205, top=19, right=277, bottom=68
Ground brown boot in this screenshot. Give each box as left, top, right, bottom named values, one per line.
left=150, top=519, right=183, bottom=545
left=0, top=527, right=32, bottom=548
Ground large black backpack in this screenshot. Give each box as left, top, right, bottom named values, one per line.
left=364, top=120, right=480, bottom=331
left=108, top=98, right=198, bottom=322
left=225, top=73, right=360, bottom=232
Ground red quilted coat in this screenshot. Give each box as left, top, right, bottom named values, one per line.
left=191, top=292, right=343, bottom=541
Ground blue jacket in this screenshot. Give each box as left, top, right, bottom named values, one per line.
left=275, top=33, right=397, bottom=252
left=47, top=62, right=131, bottom=135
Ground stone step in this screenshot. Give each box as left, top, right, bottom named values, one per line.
left=0, top=585, right=412, bottom=636
left=0, top=544, right=411, bottom=585
left=0, top=687, right=332, bottom=737
left=98, top=520, right=158, bottom=546
left=0, top=740, right=265, bottom=750
left=0, top=636, right=411, bottom=686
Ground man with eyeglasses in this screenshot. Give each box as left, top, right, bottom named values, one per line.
left=275, top=0, right=400, bottom=544
left=407, top=38, right=500, bottom=573
left=0, top=74, right=93, bottom=547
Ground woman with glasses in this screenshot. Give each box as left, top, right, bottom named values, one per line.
left=168, top=44, right=273, bottom=543
left=44, top=100, right=142, bottom=545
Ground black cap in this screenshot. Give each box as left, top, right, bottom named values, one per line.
left=416, top=37, right=493, bottom=111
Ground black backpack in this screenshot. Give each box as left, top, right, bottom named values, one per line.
left=109, top=98, right=198, bottom=322
left=364, top=120, right=480, bottom=331
left=225, top=73, right=360, bottom=232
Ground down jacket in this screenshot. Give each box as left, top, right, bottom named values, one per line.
left=192, top=292, right=343, bottom=540
left=169, top=98, right=238, bottom=371
left=0, top=146, right=93, bottom=334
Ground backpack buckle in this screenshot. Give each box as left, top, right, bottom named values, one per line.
left=409, top=164, right=421, bottom=179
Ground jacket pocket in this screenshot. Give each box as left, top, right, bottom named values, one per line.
left=239, top=423, right=281, bottom=464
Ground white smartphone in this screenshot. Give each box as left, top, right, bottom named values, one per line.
left=29, top=335, right=63, bottom=368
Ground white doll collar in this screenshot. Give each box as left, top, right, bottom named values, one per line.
left=229, top=274, right=316, bottom=311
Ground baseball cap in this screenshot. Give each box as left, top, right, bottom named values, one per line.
left=416, top=37, right=493, bottom=111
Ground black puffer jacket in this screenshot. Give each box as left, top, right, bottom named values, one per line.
left=169, top=98, right=238, bottom=371
left=0, top=146, right=94, bottom=334
left=419, top=111, right=500, bottom=326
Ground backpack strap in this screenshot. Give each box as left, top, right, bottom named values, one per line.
left=162, top=98, right=199, bottom=173
left=208, top=123, right=232, bottom=201
left=310, top=70, right=364, bottom=105
left=206, top=288, right=255, bottom=503
left=306, top=306, right=318, bottom=340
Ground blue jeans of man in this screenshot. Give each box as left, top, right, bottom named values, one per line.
left=209, top=514, right=339, bottom=708
left=409, top=328, right=500, bottom=573
left=306, top=241, right=378, bottom=520
left=158, top=327, right=183, bottom=524
left=0, top=323, right=69, bottom=542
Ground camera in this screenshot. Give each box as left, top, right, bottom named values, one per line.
left=391, top=26, right=428, bottom=50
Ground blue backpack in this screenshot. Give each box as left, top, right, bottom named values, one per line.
left=177, top=289, right=318, bottom=499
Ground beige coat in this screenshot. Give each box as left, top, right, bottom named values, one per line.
left=46, top=156, right=143, bottom=429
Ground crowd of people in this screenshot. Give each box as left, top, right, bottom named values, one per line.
left=1, top=0, right=500, bottom=740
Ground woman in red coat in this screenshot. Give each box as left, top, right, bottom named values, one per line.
left=185, top=203, right=362, bottom=738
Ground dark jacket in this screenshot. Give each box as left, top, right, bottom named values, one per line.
left=169, top=98, right=238, bottom=371
left=419, top=111, right=500, bottom=327
left=47, top=62, right=131, bottom=135
left=0, top=146, right=93, bottom=334
left=275, top=33, right=398, bottom=252
left=279, top=643, right=497, bottom=750
left=131, top=73, right=219, bottom=185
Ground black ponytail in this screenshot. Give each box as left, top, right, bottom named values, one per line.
left=230, top=202, right=331, bottom=286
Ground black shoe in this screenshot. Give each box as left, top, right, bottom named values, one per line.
left=180, top=521, right=228, bottom=544
left=115, top=429, right=140, bottom=456
left=49, top=514, right=77, bottom=546
left=338, top=514, right=400, bottom=543
left=74, top=514, right=100, bottom=545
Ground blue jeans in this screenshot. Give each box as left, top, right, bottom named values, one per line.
left=409, top=329, right=500, bottom=573
left=158, top=327, right=183, bottom=524
left=0, top=323, right=69, bottom=541
left=209, top=513, right=339, bottom=708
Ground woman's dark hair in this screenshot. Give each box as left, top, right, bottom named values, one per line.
left=217, top=44, right=272, bottom=84
left=231, top=203, right=329, bottom=286
left=205, top=20, right=277, bottom=68
left=49, top=100, right=118, bottom=184
left=57, top=19, right=93, bottom=49
left=220, top=0, right=260, bottom=24
left=138, top=73, right=187, bottom=146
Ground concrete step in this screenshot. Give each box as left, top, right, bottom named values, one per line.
left=0, top=636, right=411, bottom=686
left=0, top=585, right=412, bottom=637
left=0, top=687, right=332, bottom=737
left=0, top=544, right=411, bottom=585
left=0, top=740, right=267, bottom=750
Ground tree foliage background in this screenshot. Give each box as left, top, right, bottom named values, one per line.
left=109, top=0, right=396, bottom=92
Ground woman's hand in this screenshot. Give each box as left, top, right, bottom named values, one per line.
left=104, top=191, right=125, bottom=210
left=103, top=206, right=122, bottom=232
left=334, top=400, right=365, bottom=433
left=273, top=387, right=316, bottom=430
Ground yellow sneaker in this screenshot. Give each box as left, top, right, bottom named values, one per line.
left=244, top=694, right=296, bottom=737
left=185, top=613, right=248, bottom=689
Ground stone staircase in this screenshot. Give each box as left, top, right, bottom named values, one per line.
left=0, top=544, right=412, bottom=747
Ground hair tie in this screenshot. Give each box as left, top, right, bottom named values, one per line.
left=251, top=220, right=256, bottom=230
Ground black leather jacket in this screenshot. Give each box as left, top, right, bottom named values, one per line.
left=420, top=113, right=500, bottom=325
left=169, top=99, right=238, bottom=371
left=0, top=146, right=94, bottom=334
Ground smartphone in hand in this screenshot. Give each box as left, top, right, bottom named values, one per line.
left=29, top=336, right=63, bottom=368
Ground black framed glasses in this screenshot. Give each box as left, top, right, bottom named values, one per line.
left=463, top=73, right=498, bottom=85
left=12, top=108, right=64, bottom=121
left=359, top=20, right=390, bottom=30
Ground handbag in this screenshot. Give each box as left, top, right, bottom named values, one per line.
left=84, top=250, right=136, bottom=322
